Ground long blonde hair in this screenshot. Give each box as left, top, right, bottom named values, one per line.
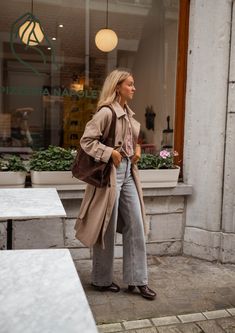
left=97, top=69, right=132, bottom=109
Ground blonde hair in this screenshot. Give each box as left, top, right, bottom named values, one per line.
left=97, top=69, right=132, bottom=109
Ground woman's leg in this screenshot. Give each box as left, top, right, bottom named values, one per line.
left=91, top=160, right=126, bottom=286
left=91, top=194, right=119, bottom=286
left=119, top=160, right=148, bottom=285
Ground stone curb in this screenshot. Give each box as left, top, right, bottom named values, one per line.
left=97, top=308, right=235, bottom=333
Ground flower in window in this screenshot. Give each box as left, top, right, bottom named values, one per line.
left=138, top=150, right=179, bottom=170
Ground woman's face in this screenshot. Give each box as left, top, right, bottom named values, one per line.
left=117, top=75, right=136, bottom=101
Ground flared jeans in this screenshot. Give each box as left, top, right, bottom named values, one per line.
left=92, top=158, right=148, bottom=286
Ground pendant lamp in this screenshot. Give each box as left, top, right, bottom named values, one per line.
left=10, top=0, right=55, bottom=75
left=18, top=0, right=44, bottom=46
left=95, top=0, right=118, bottom=52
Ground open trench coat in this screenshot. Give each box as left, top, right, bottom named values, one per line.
left=74, top=101, right=148, bottom=248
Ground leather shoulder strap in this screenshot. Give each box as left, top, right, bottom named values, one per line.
left=97, top=105, right=116, bottom=147
left=106, top=105, right=116, bottom=146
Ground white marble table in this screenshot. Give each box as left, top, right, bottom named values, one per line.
left=0, top=249, right=98, bottom=333
left=0, top=188, right=66, bottom=249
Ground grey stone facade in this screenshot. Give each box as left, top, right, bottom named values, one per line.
left=183, top=0, right=235, bottom=263
left=5, top=185, right=192, bottom=260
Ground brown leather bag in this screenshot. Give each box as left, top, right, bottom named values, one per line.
left=71, top=105, right=116, bottom=187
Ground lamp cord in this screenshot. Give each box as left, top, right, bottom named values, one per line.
left=31, top=0, right=34, bottom=14
left=106, top=0, right=109, bottom=28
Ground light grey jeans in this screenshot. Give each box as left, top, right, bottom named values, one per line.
left=92, top=157, right=148, bottom=286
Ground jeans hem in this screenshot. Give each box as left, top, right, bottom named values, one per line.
left=123, top=280, right=148, bottom=285
left=92, top=281, right=113, bottom=286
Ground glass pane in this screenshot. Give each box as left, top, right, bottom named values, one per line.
left=0, top=0, right=179, bottom=152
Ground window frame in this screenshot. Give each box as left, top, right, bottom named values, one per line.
left=174, top=0, right=190, bottom=178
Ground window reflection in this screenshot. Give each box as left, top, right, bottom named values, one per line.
left=0, top=0, right=179, bottom=152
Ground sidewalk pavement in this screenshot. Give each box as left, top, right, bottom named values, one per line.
left=74, top=255, right=235, bottom=333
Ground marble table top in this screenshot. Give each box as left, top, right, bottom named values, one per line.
left=0, top=249, right=98, bottom=333
left=0, top=188, right=66, bottom=220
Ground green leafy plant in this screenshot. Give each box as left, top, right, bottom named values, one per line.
left=0, top=155, right=27, bottom=172
left=29, top=145, right=75, bottom=171
left=137, top=153, right=158, bottom=170
left=138, top=150, right=179, bottom=170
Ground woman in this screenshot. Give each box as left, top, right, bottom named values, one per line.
left=74, top=69, right=156, bottom=300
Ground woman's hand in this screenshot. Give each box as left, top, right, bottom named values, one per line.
left=131, top=144, right=141, bottom=164
left=111, top=150, right=122, bottom=167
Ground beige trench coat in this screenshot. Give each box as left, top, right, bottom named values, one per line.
left=74, top=101, right=148, bottom=248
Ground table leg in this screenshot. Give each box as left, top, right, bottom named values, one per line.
left=7, top=219, right=13, bottom=250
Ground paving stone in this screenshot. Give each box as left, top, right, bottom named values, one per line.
left=196, top=320, right=226, bottom=333
left=97, top=323, right=123, bottom=333
left=178, top=323, right=204, bottom=333
left=135, top=327, right=158, bottom=333
left=216, top=317, right=235, bottom=332
left=178, top=313, right=206, bottom=323
left=157, top=323, right=203, bottom=333
left=156, top=325, right=183, bottom=333
left=227, top=308, right=235, bottom=316
left=203, top=310, right=231, bottom=320
left=76, top=256, right=235, bottom=324
left=123, top=319, right=152, bottom=330
left=224, top=327, right=235, bottom=333
left=151, top=316, right=180, bottom=326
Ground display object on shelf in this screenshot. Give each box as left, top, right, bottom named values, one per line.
left=63, top=95, right=97, bottom=148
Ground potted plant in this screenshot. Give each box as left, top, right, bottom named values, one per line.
left=0, top=155, right=27, bottom=188
left=29, top=145, right=85, bottom=189
left=137, top=150, right=180, bottom=188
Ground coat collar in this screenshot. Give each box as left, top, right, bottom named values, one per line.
left=111, top=101, right=135, bottom=119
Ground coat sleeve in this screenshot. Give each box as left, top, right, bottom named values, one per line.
left=80, top=107, right=114, bottom=163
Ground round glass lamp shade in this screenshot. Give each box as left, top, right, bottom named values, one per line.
left=95, top=29, right=118, bottom=52
left=19, top=21, right=44, bottom=46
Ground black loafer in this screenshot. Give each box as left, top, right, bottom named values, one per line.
left=91, top=282, right=120, bottom=292
left=128, top=285, right=156, bottom=300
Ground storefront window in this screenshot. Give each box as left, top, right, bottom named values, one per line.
left=0, top=0, right=179, bottom=151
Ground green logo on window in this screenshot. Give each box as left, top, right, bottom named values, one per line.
left=10, top=12, right=56, bottom=76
